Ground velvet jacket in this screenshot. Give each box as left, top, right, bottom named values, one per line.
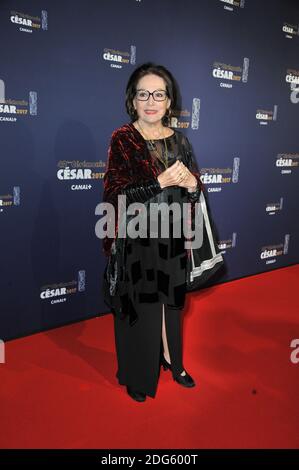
left=102, top=121, right=203, bottom=258
left=101, top=122, right=205, bottom=325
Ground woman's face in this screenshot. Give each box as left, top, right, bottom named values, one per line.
left=133, top=73, right=171, bottom=126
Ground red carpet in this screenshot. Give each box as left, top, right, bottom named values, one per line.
left=1, top=265, right=298, bottom=449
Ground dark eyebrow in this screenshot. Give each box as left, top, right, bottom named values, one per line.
left=136, top=88, right=166, bottom=92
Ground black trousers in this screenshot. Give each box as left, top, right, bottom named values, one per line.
left=114, top=301, right=184, bottom=398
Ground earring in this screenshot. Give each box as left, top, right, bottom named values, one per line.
left=165, top=108, right=171, bottom=125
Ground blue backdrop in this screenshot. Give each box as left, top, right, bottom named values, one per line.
left=1, top=0, right=298, bottom=341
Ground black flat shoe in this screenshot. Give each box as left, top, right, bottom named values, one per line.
left=126, top=386, right=146, bottom=402
left=160, top=354, right=196, bottom=388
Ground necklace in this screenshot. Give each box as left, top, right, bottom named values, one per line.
left=136, top=121, right=169, bottom=169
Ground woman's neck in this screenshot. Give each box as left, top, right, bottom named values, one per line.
left=133, top=120, right=167, bottom=139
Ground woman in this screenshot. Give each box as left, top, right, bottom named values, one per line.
left=102, top=62, right=203, bottom=402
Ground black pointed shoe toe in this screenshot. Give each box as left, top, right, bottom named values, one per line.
left=173, top=371, right=196, bottom=388
left=160, top=353, right=196, bottom=388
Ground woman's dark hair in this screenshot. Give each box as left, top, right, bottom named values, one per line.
left=125, top=62, right=177, bottom=126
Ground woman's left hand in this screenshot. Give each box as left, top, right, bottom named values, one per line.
left=175, top=161, right=197, bottom=191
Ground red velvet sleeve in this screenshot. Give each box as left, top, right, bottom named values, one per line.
left=102, top=131, right=163, bottom=256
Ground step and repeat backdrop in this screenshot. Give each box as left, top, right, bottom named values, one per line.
left=1, top=0, right=298, bottom=341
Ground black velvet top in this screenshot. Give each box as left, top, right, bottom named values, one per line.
left=124, top=133, right=188, bottom=313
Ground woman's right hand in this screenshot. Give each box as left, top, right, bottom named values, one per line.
left=157, top=160, right=188, bottom=189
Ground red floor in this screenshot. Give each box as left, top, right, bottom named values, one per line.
left=1, top=265, right=299, bottom=449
